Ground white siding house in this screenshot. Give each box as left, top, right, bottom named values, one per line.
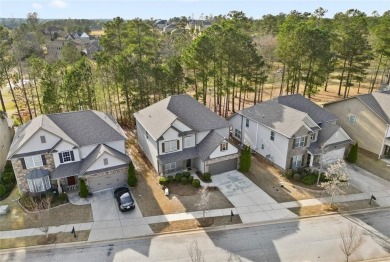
left=0, top=112, right=14, bottom=175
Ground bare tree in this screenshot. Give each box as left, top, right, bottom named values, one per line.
left=187, top=240, right=205, bottom=262
left=339, top=224, right=363, bottom=262
left=320, top=160, right=349, bottom=207
left=26, top=195, right=52, bottom=239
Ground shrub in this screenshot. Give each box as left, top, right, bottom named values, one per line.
left=284, top=169, right=293, bottom=180
left=239, top=145, right=251, bottom=172
left=188, top=176, right=194, bottom=183
left=0, top=184, right=6, bottom=197
left=293, top=173, right=301, bottom=181
left=346, top=142, right=358, bottom=163
left=182, top=171, right=191, bottom=178
left=127, top=162, right=138, bottom=187
left=302, top=174, right=317, bottom=185
left=175, top=173, right=182, bottom=182
left=192, top=179, right=201, bottom=188
left=57, top=193, right=68, bottom=203
left=203, top=172, right=212, bottom=182
left=78, top=179, right=89, bottom=198
left=319, top=172, right=328, bottom=182
left=159, top=177, right=168, bottom=186
left=167, top=175, right=174, bottom=183
left=181, top=176, right=188, bottom=185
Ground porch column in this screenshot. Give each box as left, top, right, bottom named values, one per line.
left=57, top=179, right=63, bottom=194
left=309, top=153, right=314, bottom=167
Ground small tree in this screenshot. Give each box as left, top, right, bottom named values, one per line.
left=339, top=224, right=363, bottom=262
left=239, top=145, right=251, bottom=172
left=127, top=161, right=138, bottom=187
left=78, top=178, right=89, bottom=198
left=320, top=160, right=349, bottom=207
left=187, top=240, right=204, bottom=262
left=346, top=142, right=358, bottom=163
left=28, top=195, right=52, bottom=239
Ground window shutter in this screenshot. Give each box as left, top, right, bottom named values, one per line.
left=304, top=136, right=308, bottom=146
left=220, top=144, right=222, bottom=151
left=293, top=138, right=296, bottom=149
left=290, top=158, right=293, bottom=169
left=177, top=140, right=180, bottom=150
left=59, top=153, right=63, bottom=163
left=41, top=155, right=47, bottom=165
left=21, top=158, right=26, bottom=169
left=70, top=151, right=75, bottom=161
left=302, top=155, right=305, bottom=167
left=162, top=143, right=165, bottom=153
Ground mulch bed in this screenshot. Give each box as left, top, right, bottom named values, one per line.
left=149, top=215, right=242, bottom=233
left=167, top=183, right=198, bottom=196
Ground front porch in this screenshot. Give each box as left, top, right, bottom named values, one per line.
left=52, top=161, right=82, bottom=193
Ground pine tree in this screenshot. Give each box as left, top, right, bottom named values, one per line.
left=346, top=142, right=358, bottom=163
left=239, top=145, right=252, bottom=172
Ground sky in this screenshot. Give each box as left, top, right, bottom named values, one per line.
left=0, top=0, right=389, bottom=20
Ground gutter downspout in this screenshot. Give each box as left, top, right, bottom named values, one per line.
left=380, top=124, right=390, bottom=159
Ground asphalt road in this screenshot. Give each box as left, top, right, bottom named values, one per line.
left=1, top=210, right=390, bottom=262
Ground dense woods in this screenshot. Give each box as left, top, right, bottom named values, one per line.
left=0, top=9, right=389, bottom=125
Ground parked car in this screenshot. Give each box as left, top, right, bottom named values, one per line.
left=114, top=187, right=135, bottom=212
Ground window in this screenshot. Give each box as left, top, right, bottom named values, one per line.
left=292, top=155, right=303, bottom=168
left=162, top=140, right=179, bottom=153
left=261, top=144, right=264, bottom=150
left=165, top=162, right=176, bottom=172
left=59, top=151, right=75, bottom=163
left=27, top=176, right=51, bottom=193
left=40, top=136, right=46, bottom=143
left=220, top=141, right=228, bottom=151
left=348, top=115, right=356, bottom=125
left=24, top=155, right=44, bottom=169
left=294, top=136, right=306, bottom=148
left=245, top=118, right=249, bottom=128
left=235, top=129, right=241, bottom=139
left=146, top=132, right=149, bottom=140
left=103, top=158, right=108, bottom=165
left=184, top=136, right=192, bottom=148
left=310, top=132, right=316, bottom=141
left=270, top=131, right=275, bottom=141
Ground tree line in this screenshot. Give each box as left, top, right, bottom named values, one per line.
left=0, top=9, right=389, bottom=125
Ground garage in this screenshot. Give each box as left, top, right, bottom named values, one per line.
left=322, top=147, right=346, bottom=165
left=208, top=158, right=238, bottom=175
left=86, top=167, right=128, bottom=192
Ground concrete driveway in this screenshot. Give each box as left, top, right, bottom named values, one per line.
left=88, top=189, right=153, bottom=241
left=212, top=171, right=297, bottom=224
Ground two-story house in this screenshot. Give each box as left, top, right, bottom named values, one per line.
left=0, top=111, right=14, bottom=176
left=134, top=94, right=239, bottom=175
left=229, top=94, right=352, bottom=170
left=7, top=110, right=130, bottom=194
left=324, top=90, right=390, bottom=159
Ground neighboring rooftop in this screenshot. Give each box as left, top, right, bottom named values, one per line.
left=134, top=94, right=230, bottom=140
left=357, top=91, right=390, bottom=124
left=276, top=94, right=338, bottom=125
left=237, top=100, right=310, bottom=138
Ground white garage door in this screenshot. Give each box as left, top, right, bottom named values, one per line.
left=87, top=170, right=127, bottom=192
left=323, top=148, right=346, bottom=165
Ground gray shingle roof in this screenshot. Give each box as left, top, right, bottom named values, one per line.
left=26, top=169, right=50, bottom=179
left=276, top=94, right=338, bottom=124
left=237, top=100, right=309, bottom=138
left=157, top=147, right=199, bottom=165
left=52, top=161, right=82, bottom=179
left=197, top=131, right=225, bottom=160
left=357, top=92, right=390, bottom=124
left=134, top=94, right=230, bottom=141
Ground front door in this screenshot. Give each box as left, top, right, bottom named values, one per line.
left=67, top=176, right=76, bottom=186
left=306, top=154, right=311, bottom=167
left=186, top=159, right=191, bottom=168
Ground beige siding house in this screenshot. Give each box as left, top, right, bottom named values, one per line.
left=324, top=91, right=390, bottom=159
left=0, top=112, right=14, bottom=175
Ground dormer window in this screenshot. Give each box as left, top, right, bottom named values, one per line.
left=310, top=132, right=317, bottom=142
left=220, top=141, right=228, bottom=151
left=348, top=115, right=356, bottom=125
left=103, top=158, right=108, bottom=165
left=245, top=119, right=249, bottom=128
left=40, top=136, right=46, bottom=143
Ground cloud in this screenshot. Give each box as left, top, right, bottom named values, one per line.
left=32, top=3, right=43, bottom=10
left=49, top=0, right=68, bottom=8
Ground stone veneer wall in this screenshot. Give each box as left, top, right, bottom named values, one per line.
left=11, top=153, right=55, bottom=194
left=286, top=126, right=313, bottom=169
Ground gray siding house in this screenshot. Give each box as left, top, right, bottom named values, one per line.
left=134, top=94, right=239, bottom=176
left=7, top=110, right=130, bottom=194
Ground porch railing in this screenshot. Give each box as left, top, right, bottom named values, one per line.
left=66, top=185, right=78, bottom=191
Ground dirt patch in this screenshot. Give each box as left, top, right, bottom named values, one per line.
left=125, top=129, right=234, bottom=217
left=356, top=152, right=390, bottom=182
left=247, top=154, right=361, bottom=203
left=289, top=200, right=379, bottom=217
left=0, top=230, right=90, bottom=249
left=149, top=215, right=242, bottom=233
left=168, top=183, right=198, bottom=196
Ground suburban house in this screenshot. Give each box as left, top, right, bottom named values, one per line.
left=324, top=90, right=390, bottom=159
left=134, top=94, right=239, bottom=176
left=7, top=110, right=130, bottom=194
left=229, top=94, right=352, bottom=170
left=0, top=112, right=14, bottom=175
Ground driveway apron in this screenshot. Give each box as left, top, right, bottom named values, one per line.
left=212, top=171, right=297, bottom=224
left=88, top=189, right=153, bottom=241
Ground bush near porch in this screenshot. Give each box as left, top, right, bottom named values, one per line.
left=283, top=168, right=327, bottom=185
